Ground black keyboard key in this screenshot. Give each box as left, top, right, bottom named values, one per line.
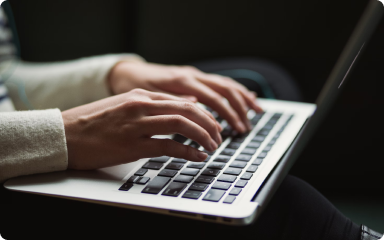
left=258, top=152, right=268, bottom=158
left=203, top=189, right=226, bottom=202
left=134, top=168, right=148, bottom=176
left=172, top=158, right=188, bottom=163
left=165, top=162, right=184, bottom=170
left=182, top=190, right=202, bottom=199
left=264, top=145, right=272, bottom=151
left=189, top=141, right=200, bottom=149
left=149, top=156, right=170, bottom=163
left=158, top=169, right=178, bottom=177
left=235, top=180, right=248, bottom=188
left=201, top=169, right=220, bottom=176
left=247, top=142, right=261, bottom=148
left=213, top=155, right=231, bottom=163
left=252, top=158, right=263, bottom=165
left=269, top=139, right=276, bottom=145
left=162, top=182, right=187, bottom=197
left=173, top=134, right=188, bottom=143
left=217, top=174, right=237, bottom=183
left=223, top=195, right=236, bottom=204
left=241, top=148, right=257, bottom=155
left=142, top=162, right=164, bottom=170
left=180, top=168, right=200, bottom=176
left=119, top=183, right=133, bottom=191
left=212, top=182, right=231, bottom=190
left=257, top=129, right=270, bottom=136
left=221, top=148, right=237, bottom=156
left=273, top=113, right=283, bottom=118
left=229, top=187, right=242, bottom=196
left=227, top=142, right=241, bottom=149
left=142, top=176, right=171, bottom=194
left=235, top=154, right=252, bottom=162
left=203, top=149, right=216, bottom=155
left=231, top=138, right=246, bottom=143
left=174, top=175, right=194, bottom=183
left=195, top=176, right=215, bottom=184
left=187, top=162, right=206, bottom=169
left=127, top=176, right=140, bottom=183
left=223, top=168, right=242, bottom=176
left=207, top=162, right=226, bottom=170
left=240, top=172, right=253, bottom=180
left=263, top=124, right=274, bottom=130
left=137, top=177, right=150, bottom=185
left=189, top=183, right=209, bottom=191
left=253, top=136, right=265, bottom=142
left=229, top=161, right=247, bottom=169
left=247, top=165, right=258, bottom=173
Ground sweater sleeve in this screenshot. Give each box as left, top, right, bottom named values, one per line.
left=0, top=109, right=67, bottom=183
left=4, top=53, right=144, bottom=111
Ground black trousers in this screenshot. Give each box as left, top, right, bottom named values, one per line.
left=0, top=58, right=363, bottom=240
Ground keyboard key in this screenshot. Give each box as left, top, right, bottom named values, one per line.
left=189, top=141, right=200, bottom=149
left=241, top=148, right=257, bottom=155
left=227, top=142, right=241, bottom=149
left=142, top=162, right=164, bottom=170
left=257, top=129, right=270, bottom=136
left=269, top=139, right=276, bottom=145
left=203, top=149, right=216, bottom=155
left=149, top=156, right=170, bottom=163
left=231, top=138, right=246, bottom=143
left=253, top=136, right=265, bottom=142
left=235, top=154, right=252, bottom=162
left=223, top=168, right=242, bottom=176
left=221, top=148, right=236, bottom=156
left=203, top=189, right=226, bottom=202
left=235, top=180, right=248, bottom=188
left=229, top=161, right=247, bottom=169
left=182, top=190, right=202, bottom=199
left=240, top=172, right=253, bottom=180
left=187, top=162, right=206, bottom=169
left=136, top=177, right=150, bottom=185
left=172, top=158, right=188, bottom=163
left=162, top=182, right=187, bottom=197
left=142, top=176, right=171, bottom=194
left=213, top=155, right=231, bottom=163
left=165, top=162, right=184, bottom=170
left=258, top=152, right=268, bottom=158
left=119, top=183, right=133, bottom=191
left=189, top=183, right=209, bottom=191
left=173, top=134, right=188, bottom=143
left=174, top=175, right=194, bottom=183
left=247, top=142, right=261, bottom=148
left=264, top=145, right=272, bottom=151
left=252, top=158, right=263, bottom=165
left=180, top=168, right=200, bottom=176
left=158, top=169, right=178, bottom=177
left=203, top=155, right=211, bottom=162
left=229, top=187, right=242, bottom=196
left=212, top=182, right=231, bottom=190
left=223, top=195, right=236, bottom=204
left=247, top=165, right=258, bottom=173
left=217, top=174, right=237, bottom=183
left=127, top=176, right=140, bottom=183
left=201, top=169, right=220, bottom=176
left=207, top=162, right=226, bottom=170
left=134, top=168, right=148, bottom=176
left=195, top=176, right=215, bottom=184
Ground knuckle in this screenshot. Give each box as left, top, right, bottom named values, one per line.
left=169, top=115, right=185, bottom=127
left=130, top=88, right=146, bottom=95
left=181, top=101, right=195, bottom=113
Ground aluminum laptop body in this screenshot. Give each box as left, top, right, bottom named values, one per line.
left=4, top=0, right=383, bottom=226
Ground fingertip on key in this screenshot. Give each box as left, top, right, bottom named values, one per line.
left=198, top=151, right=208, bottom=161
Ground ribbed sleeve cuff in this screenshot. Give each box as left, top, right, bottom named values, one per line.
left=0, top=109, right=67, bottom=183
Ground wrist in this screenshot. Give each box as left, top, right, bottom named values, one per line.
left=107, top=61, right=143, bottom=95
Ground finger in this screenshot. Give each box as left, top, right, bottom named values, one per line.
left=140, top=115, right=219, bottom=151
left=145, top=101, right=222, bottom=144
left=135, top=89, right=193, bottom=102
left=139, top=138, right=209, bottom=162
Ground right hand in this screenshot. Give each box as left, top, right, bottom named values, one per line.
left=62, top=89, right=222, bottom=170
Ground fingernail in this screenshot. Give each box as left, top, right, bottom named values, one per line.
left=210, top=139, right=218, bottom=151
left=198, top=151, right=208, bottom=161
left=237, top=121, right=246, bottom=133
left=216, top=133, right=222, bottom=145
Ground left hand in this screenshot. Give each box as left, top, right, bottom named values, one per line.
left=107, top=61, right=263, bottom=133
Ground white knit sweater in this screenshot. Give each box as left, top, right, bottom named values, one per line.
left=0, top=53, right=144, bottom=183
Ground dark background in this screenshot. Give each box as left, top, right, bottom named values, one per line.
left=7, top=0, right=384, bottom=199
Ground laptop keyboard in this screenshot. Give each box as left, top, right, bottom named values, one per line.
left=119, top=111, right=294, bottom=204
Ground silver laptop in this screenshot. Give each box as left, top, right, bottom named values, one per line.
left=4, top=0, right=383, bottom=226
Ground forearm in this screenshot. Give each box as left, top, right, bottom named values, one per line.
left=5, top=54, right=144, bottom=111
left=0, top=109, right=67, bottom=183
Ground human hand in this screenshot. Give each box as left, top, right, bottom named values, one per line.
left=108, top=61, right=263, bottom=133
left=62, top=89, right=222, bottom=170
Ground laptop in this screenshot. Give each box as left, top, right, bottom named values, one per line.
left=4, top=0, right=383, bottom=226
